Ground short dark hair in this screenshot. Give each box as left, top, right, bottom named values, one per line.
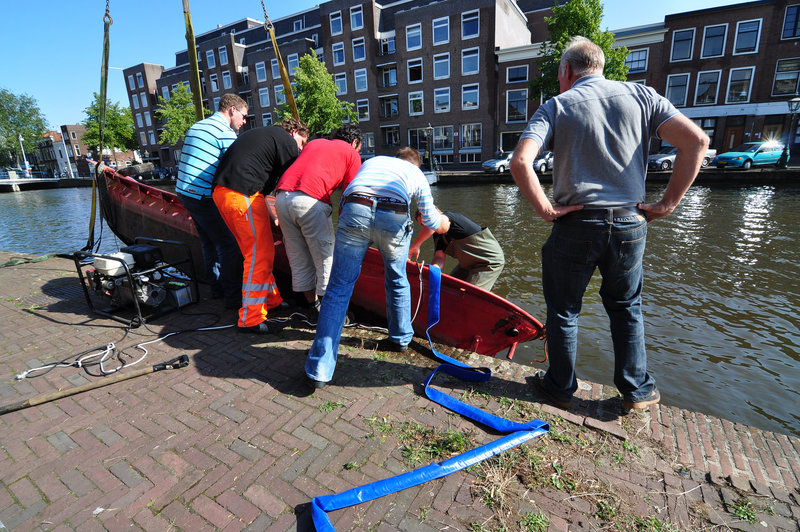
left=278, top=117, right=311, bottom=138
left=218, top=93, right=247, bottom=113
left=331, top=123, right=363, bottom=146
left=396, top=147, right=421, bottom=167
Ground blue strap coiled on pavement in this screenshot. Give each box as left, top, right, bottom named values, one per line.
left=310, top=265, right=549, bottom=531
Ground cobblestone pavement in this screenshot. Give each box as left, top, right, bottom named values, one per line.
left=0, top=252, right=798, bottom=531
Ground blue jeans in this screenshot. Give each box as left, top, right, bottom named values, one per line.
left=540, top=208, right=655, bottom=403
left=305, top=201, right=413, bottom=382
left=177, top=193, right=242, bottom=300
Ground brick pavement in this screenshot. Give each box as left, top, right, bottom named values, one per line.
left=0, top=252, right=798, bottom=531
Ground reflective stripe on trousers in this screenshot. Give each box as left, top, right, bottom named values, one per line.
left=213, top=185, right=283, bottom=327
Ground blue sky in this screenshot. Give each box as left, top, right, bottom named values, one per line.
left=1, top=0, right=744, bottom=129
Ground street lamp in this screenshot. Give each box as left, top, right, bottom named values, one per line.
left=425, top=123, right=434, bottom=174
left=779, top=96, right=800, bottom=168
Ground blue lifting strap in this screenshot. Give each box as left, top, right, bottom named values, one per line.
left=310, top=264, right=549, bottom=531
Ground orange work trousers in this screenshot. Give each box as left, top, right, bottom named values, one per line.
left=213, top=185, right=283, bottom=327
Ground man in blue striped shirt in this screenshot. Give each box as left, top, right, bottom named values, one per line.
left=305, top=147, right=450, bottom=390
left=176, top=93, right=248, bottom=307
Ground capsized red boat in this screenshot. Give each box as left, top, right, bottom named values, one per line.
left=94, top=164, right=544, bottom=358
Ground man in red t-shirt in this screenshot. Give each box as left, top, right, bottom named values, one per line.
left=275, top=124, right=363, bottom=316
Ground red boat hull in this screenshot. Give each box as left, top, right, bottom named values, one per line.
left=95, top=165, right=544, bottom=357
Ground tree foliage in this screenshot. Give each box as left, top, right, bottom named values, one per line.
left=530, top=0, right=628, bottom=99
left=276, top=50, right=357, bottom=135
left=82, top=93, right=138, bottom=156
left=155, top=82, right=209, bottom=145
left=0, top=88, right=48, bottom=167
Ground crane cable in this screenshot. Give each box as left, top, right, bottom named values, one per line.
left=260, top=1, right=299, bottom=120
left=84, top=0, right=112, bottom=252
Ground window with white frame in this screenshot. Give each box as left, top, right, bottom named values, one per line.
left=132, top=94, right=139, bottom=109
left=726, top=67, right=754, bottom=103
left=666, top=73, right=689, bottom=106
left=462, top=47, right=479, bottom=75
left=330, top=11, right=342, bottom=35
left=734, top=20, right=761, bottom=54
left=351, top=5, right=363, bottom=30
left=71, top=131, right=77, bottom=140
left=136, top=72, right=144, bottom=87
left=139, top=132, right=146, bottom=145
left=408, top=128, right=426, bottom=150
left=262, top=113, right=272, bottom=126
left=695, top=71, right=721, bottom=105
left=271, top=59, right=280, bottom=78
left=434, top=126, right=454, bottom=150
left=462, top=10, right=479, bottom=39
left=506, top=65, right=528, bottom=83
left=382, top=126, right=399, bottom=146
left=409, top=91, right=424, bottom=115
left=294, top=20, right=303, bottom=32
left=354, top=68, right=368, bottom=92
left=701, top=24, right=727, bottom=58
left=462, top=84, right=479, bottom=109
left=139, top=92, right=147, bottom=107
left=288, top=54, right=299, bottom=75
left=380, top=66, right=397, bottom=87
left=406, top=23, right=422, bottom=51
left=671, top=29, right=695, bottom=62
left=694, top=118, right=716, bottom=147
left=144, top=111, right=152, bottom=127
left=161, top=86, right=169, bottom=100
left=259, top=87, right=270, bottom=107
left=380, top=36, right=395, bottom=55
left=241, top=69, right=250, bottom=85
left=352, top=38, right=366, bottom=62
left=380, top=96, right=398, bottom=118
left=625, top=49, right=648, bottom=73
left=356, top=99, right=369, bottom=121
left=773, top=58, right=800, bottom=95
left=222, top=71, right=232, bottom=89
left=333, top=43, right=345, bottom=66
left=213, top=97, right=220, bottom=111
left=136, top=113, right=143, bottom=128
left=783, top=5, right=800, bottom=39
left=334, top=72, right=347, bottom=95
left=362, top=132, right=375, bottom=154
left=434, top=87, right=450, bottom=113
left=149, top=131, right=156, bottom=144
left=433, top=17, right=449, bottom=45
left=219, top=46, right=228, bottom=65
left=256, top=61, right=267, bottom=82
left=433, top=53, right=450, bottom=79
left=275, top=86, right=286, bottom=106
left=460, top=122, right=482, bottom=158
left=206, top=50, right=216, bottom=68
left=209, top=74, right=219, bottom=92
left=128, top=74, right=135, bottom=90
left=408, top=58, right=423, bottom=83
left=506, top=89, right=528, bottom=122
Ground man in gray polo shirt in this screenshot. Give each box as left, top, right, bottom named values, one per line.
left=511, top=36, right=708, bottom=412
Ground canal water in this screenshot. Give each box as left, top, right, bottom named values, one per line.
left=0, top=183, right=798, bottom=437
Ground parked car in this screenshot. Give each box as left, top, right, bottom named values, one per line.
left=648, top=146, right=718, bottom=170
left=712, top=141, right=786, bottom=169
left=481, top=151, right=513, bottom=173
left=481, top=150, right=554, bottom=174
left=534, top=151, right=554, bottom=173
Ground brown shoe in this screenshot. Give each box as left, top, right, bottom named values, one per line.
left=530, top=373, right=572, bottom=409
left=622, top=388, right=660, bottom=410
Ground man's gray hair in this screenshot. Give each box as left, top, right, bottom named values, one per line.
left=559, top=36, right=605, bottom=77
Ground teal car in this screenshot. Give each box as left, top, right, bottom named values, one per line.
left=713, top=141, right=787, bottom=169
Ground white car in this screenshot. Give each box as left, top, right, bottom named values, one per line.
left=481, top=150, right=554, bottom=174
left=648, top=146, right=717, bottom=170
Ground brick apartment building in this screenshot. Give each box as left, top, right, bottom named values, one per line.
left=123, top=0, right=800, bottom=169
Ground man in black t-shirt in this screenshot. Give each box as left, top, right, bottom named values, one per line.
left=409, top=210, right=505, bottom=291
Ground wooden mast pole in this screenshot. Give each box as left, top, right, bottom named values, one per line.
left=182, top=0, right=205, bottom=121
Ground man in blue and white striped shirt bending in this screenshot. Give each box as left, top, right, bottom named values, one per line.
left=305, top=147, right=450, bottom=390
left=176, top=93, right=248, bottom=308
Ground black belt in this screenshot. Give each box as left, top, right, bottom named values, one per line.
left=560, top=207, right=642, bottom=220
left=343, top=195, right=407, bottom=214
